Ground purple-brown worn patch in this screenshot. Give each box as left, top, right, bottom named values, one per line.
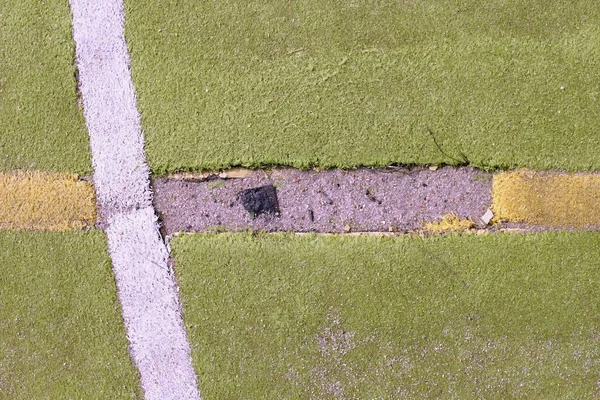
left=153, top=167, right=492, bottom=234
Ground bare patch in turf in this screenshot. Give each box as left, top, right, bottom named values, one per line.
left=153, top=167, right=492, bottom=234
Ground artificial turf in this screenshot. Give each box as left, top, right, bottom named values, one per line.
left=172, top=232, right=600, bottom=399
left=125, top=0, right=600, bottom=173
left=0, top=231, right=141, bottom=399
left=0, top=1, right=91, bottom=174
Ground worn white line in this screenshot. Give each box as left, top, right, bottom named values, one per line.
left=105, top=208, right=200, bottom=399
left=69, top=1, right=201, bottom=399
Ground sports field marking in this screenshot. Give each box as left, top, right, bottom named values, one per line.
left=69, top=1, right=200, bottom=398
left=0, top=171, right=95, bottom=230
left=492, top=169, right=600, bottom=227
left=105, top=207, right=199, bottom=399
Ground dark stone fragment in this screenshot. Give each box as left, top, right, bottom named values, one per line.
left=239, top=185, right=280, bottom=218
left=366, top=188, right=382, bottom=204
left=308, top=209, right=314, bottom=222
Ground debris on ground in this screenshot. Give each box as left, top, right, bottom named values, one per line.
left=481, top=209, right=494, bottom=225
left=239, top=185, right=280, bottom=219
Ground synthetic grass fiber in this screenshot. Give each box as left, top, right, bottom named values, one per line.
left=172, top=232, right=600, bottom=399
left=492, top=169, right=600, bottom=228
left=0, top=171, right=96, bottom=231
left=0, top=231, right=141, bottom=399
left=0, top=1, right=91, bottom=173
left=125, top=0, right=600, bottom=173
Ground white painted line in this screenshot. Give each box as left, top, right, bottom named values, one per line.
left=69, top=1, right=201, bottom=399
left=106, top=208, right=200, bottom=399
left=70, top=0, right=151, bottom=214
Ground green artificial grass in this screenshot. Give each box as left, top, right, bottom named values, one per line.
left=0, top=231, right=140, bottom=399
left=0, top=1, right=91, bottom=173
left=125, top=0, right=600, bottom=173
left=172, top=232, right=600, bottom=399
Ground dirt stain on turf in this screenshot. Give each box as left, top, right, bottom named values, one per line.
left=282, top=308, right=600, bottom=398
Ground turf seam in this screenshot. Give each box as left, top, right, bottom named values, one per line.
left=69, top=1, right=200, bottom=398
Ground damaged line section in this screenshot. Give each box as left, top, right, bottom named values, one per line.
left=155, top=167, right=600, bottom=234
left=154, top=167, right=493, bottom=234
left=69, top=1, right=200, bottom=399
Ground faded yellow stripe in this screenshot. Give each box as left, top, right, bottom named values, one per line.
left=0, top=171, right=96, bottom=231
left=492, top=169, right=600, bottom=227
left=424, top=212, right=475, bottom=233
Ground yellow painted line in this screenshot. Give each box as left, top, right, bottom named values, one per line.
left=492, top=169, right=600, bottom=227
left=0, top=171, right=96, bottom=231
left=423, top=212, right=475, bottom=233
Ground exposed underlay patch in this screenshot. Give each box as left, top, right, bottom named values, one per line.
left=153, top=167, right=492, bottom=234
